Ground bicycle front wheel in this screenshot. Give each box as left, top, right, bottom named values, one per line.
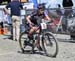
left=42, top=32, right=58, bottom=57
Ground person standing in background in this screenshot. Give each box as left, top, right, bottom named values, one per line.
left=62, top=0, right=73, bottom=31
left=4, top=0, right=23, bottom=41
left=62, top=0, right=75, bottom=40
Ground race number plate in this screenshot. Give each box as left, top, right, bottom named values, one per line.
left=41, top=23, right=47, bottom=29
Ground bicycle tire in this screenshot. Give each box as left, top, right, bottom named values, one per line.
left=42, top=32, right=58, bottom=57
left=19, top=32, right=29, bottom=53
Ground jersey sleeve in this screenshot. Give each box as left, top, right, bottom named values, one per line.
left=44, top=10, right=48, bottom=16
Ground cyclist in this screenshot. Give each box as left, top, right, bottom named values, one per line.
left=26, top=3, right=51, bottom=50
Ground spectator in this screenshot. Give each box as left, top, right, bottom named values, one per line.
left=4, top=0, right=23, bottom=41
left=62, top=0, right=73, bottom=31
left=0, top=18, right=4, bottom=34
left=62, top=0, right=75, bottom=40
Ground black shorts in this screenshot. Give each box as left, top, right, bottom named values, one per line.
left=25, top=23, right=38, bottom=31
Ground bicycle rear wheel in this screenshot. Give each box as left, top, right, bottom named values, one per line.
left=42, top=32, right=58, bottom=57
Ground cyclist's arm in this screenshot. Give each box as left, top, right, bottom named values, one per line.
left=44, top=10, right=51, bottom=21
left=26, top=11, right=36, bottom=25
left=26, top=15, right=33, bottom=25
left=45, top=14, right=51, bottom=21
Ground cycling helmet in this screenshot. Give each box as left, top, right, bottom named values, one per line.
left=37, top=3, right=45, bottom=10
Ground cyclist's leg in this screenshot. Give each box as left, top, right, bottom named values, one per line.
left=28, top=26, right=36, bottom=39
left=35, top=29, right=40, bottom=45
left=29, top=28, right=34, bottom=34
left=34, top=28, right=43, bottom=51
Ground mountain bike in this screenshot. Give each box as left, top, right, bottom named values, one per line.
left=19, top=19, right=58, bottom=57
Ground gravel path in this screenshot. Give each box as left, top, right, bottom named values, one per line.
left=0, top=34, right=75, bottom=61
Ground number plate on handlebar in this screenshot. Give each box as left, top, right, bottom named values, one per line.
left=41, top=23, right=47, bottom=29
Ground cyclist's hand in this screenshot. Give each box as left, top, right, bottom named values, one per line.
left=47, top=20, right=53, bottom=24
left=29, top=23, right=34, bottom=27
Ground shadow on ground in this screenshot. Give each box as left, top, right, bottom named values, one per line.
left=18, top=50, right=46, bottom=57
